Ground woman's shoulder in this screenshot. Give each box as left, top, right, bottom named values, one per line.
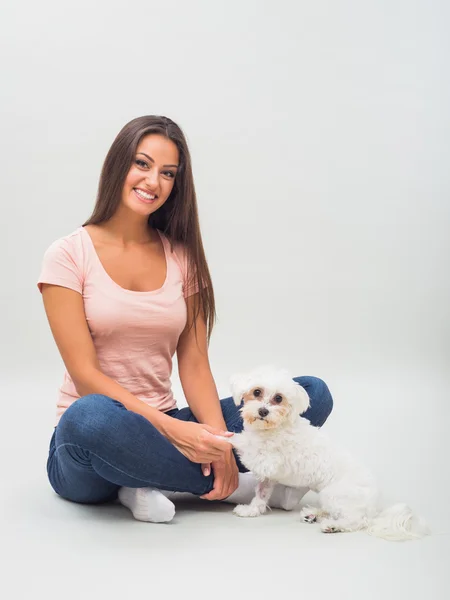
left=41, top=226, right=87, bottom=266
left=158, top=231, right=199, bottom=297
left=161, top=233, right=194, bottom=288
left=44, top=226, right=84, bottom=250
left=158, top=230, right=189, bottom=262
left=38, top=227, right=87, bottom=293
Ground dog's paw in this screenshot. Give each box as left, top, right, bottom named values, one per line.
left=233, top=503, right=264, bottom=518
left=300, top=506, right=319, bottom=523
left=321, top=523, right=342, bottom=534
left=301, top=513, right=317, bottom=524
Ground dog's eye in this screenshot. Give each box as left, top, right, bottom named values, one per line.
left=253, top=389, right=262, bottom=397
left=274, top=394, right=283, bottom=403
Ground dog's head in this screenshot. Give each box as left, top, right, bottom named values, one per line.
left=230, top=365, right=310, bottom=431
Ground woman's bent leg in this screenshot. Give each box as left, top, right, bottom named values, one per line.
left=293, top=376, right=333, bottom=427
left=47, top=376, right=333, bottom=506
left=47, top=394, right=216, bottom=504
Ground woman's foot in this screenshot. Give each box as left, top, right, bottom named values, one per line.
left=118, top=487, right=175, bottom=523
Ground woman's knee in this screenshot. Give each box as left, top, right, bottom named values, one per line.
left=295, top=376, right=333, bottom=427
left=220, top=396, right=243, bottom=433
left=56, top=394, right=125, bottom=443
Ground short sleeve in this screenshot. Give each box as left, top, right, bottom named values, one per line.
left=37, top=237, right=83, bottom=295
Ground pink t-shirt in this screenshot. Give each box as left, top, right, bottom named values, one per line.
left=38, top=226, right=197, bottom=424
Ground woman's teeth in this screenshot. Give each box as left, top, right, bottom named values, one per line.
left=134, top=188, right=156, bottom=202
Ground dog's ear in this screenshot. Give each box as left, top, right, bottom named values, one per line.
left=293, top=382, right=310, bottom=415
left=230, top=372, right=251, bottom=406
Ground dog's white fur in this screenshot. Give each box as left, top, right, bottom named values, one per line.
left=224, top=366, right=429, bottom=541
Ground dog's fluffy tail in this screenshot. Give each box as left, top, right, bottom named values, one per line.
left=367, top=503, right=429, bottom=541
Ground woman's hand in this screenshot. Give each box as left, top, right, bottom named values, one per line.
left=166, top=419, right=233, bottom=463
left=200, top=448, right=239, bottom=501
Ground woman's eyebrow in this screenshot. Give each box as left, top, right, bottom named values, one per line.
left=136, top=152, right=179, bottom=168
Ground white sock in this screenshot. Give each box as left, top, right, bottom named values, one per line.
left=118, top=487, right=175, bottom=523
left=166, top=472, right=308, bottom=511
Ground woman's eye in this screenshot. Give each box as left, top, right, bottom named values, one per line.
left=274, top=395, right=283, bottom=403
left=253, top=389, right=262, bottom=397
left=135, top=160, right=174, bottom=179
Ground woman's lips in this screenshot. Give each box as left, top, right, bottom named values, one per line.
left=134, top=188, right=157, bottom=203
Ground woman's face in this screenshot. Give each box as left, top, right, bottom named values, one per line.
left=121, top=134, right=180, bottom=218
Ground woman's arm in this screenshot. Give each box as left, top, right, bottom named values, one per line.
left=177, top=295, right=227, bottom=430
left=41, top=284, right=231, bottom=463
left=177, top=295, right=239, bottom=500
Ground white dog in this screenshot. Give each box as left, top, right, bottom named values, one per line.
left=224, top=366, right=429, bottom=541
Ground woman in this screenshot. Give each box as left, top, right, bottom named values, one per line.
left=38, top=115, right=333, bottom=523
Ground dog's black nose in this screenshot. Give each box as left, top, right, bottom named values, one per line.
left=258, top=407, right=269, bottom=418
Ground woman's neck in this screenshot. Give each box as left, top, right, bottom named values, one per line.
left=95, top=211, right=153, bottom=246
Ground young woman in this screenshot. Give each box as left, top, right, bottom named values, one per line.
left=38, top=115, right=333, bottom=523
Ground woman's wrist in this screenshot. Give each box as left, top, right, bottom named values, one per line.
left=155, top=411, right=179, bottom=442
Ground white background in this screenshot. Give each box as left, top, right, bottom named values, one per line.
left=1, top=1, right=449, bottom=598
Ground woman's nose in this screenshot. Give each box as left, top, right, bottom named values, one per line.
left=145, top=170, right=159, bottom=188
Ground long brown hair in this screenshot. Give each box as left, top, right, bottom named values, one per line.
left=83, top=115, right=216, bottom=341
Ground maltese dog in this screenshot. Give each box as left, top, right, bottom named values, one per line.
left=223, top=366, right=429, bottom=541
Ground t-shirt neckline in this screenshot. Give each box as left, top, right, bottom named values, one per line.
left=79, top=226, right=170, bottom=295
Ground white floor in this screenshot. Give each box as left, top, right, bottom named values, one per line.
left=2, top=372, right=449, bottom=600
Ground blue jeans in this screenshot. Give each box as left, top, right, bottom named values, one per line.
left=47, top=376, right=333, bottom=504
